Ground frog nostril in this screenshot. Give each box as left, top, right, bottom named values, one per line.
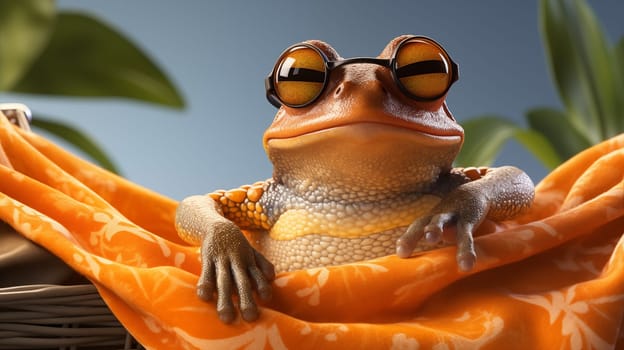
left=333, top=79, right=388, bottom=100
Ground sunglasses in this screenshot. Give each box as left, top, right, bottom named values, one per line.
left=265, top=36, right=459, bottom=108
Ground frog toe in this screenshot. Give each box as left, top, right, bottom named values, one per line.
left=455, top=220, right=477, bottom=271
left=396, top=216, right=431, bottom=258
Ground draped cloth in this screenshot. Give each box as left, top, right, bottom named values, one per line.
left=0, top=115, right=623, bottom=349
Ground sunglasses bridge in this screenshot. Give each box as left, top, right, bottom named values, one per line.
left=325, top=57, right=392, bottom=70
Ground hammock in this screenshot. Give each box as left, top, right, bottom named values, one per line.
left=0, top=110, right=623, bottom=349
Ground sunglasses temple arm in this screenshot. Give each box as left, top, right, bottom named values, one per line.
left=264, top=77, right=283, bottom=108
left=452, top=61, right=459, bottom=83
left=266, top=93, right=282, bottom=109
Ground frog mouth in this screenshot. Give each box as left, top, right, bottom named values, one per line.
left=266, top=122, right=462, bottom=151
left=263, top=105, right=464, bottom=148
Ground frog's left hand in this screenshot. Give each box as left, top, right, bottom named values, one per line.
left=396, top=166, right=534, bottom=271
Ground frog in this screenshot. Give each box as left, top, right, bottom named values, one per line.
left=175, top=35, right=534, bottom=324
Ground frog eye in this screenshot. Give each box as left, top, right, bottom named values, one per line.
left=272, top=45, right=327, bottom=107
left=394, top=37, right=456, bottom=100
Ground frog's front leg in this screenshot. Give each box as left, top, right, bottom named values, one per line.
left=396, top=166, right=534, bottom=271
left=175, top=186, right=275, bottom=323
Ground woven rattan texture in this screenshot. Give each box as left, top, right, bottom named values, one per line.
left=0, top=284, right=142, bottom=349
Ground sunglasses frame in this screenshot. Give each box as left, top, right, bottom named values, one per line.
left=265, top=35, right=459, bottom=108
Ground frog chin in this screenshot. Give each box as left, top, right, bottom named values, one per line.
left=265, top=122, right=462, bottom=198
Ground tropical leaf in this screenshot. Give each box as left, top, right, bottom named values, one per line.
left=540, top=0, right=594, bottom=140
left=31, top=117, right=119, bottom=173
left=457, top=116, right=561, bottom=169
left=614, top=37, right=624, bottom=125
left=573, top=0, right=624, bottom=135
left=512, top=129, right=563, bottom=170
left=539, top=0, right=623, bottom=141
left=526, top=107, right=592, bottom=161
left=11, top=12, right=185, bottom=108
left=0, top=0, right=56, bottom=90
left=617, top=38, right=624, bottom=86
left=457, top=116, right=517, bottom=167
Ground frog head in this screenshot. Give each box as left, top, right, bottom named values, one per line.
left=262, top=35, right=464, bottom=198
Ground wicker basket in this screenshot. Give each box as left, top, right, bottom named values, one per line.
left=0, top=284, right=141, bottom=350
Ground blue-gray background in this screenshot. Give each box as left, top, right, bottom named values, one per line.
left=3, top=1, right=624, bottom=200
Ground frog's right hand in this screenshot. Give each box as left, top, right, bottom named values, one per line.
left=197, top=220, right=275, bottom=323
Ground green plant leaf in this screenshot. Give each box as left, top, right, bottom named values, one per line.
left=31, top=117, right=119, bottom=173
left=456, top=116, right=520, bottom=167
left=513, top=129, right=562, bottom=170
left=526, top=107, right=592, bottom=161
left=573, top=0, right=624, bottom=137
left=540, top=0, right=590, bottom=134
left=11, top=12, right=185, bottom=108
left=539, top=0, right=623, bottom=141
left=617, top=38, right=624, bottom=85
left=457, top=115, right=562, bottom=169
left=0, top=0, right=56, bottom=90
left=615, top=37, right=624, bottom=123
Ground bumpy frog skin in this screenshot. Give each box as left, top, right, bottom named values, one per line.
left=175, top=35, right=534, bottom=323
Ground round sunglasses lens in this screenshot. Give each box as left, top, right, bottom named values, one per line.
left=394, top=38, right=452, bottom=100
left=274, top=46, right=326, bottom=107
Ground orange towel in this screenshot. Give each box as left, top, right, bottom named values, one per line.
left=0, top=115, right=623, bottom=349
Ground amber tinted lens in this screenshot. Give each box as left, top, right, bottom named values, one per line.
left=394, top=38, right=452, bottom=99
left=273, top=46, right=326, bottom=107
